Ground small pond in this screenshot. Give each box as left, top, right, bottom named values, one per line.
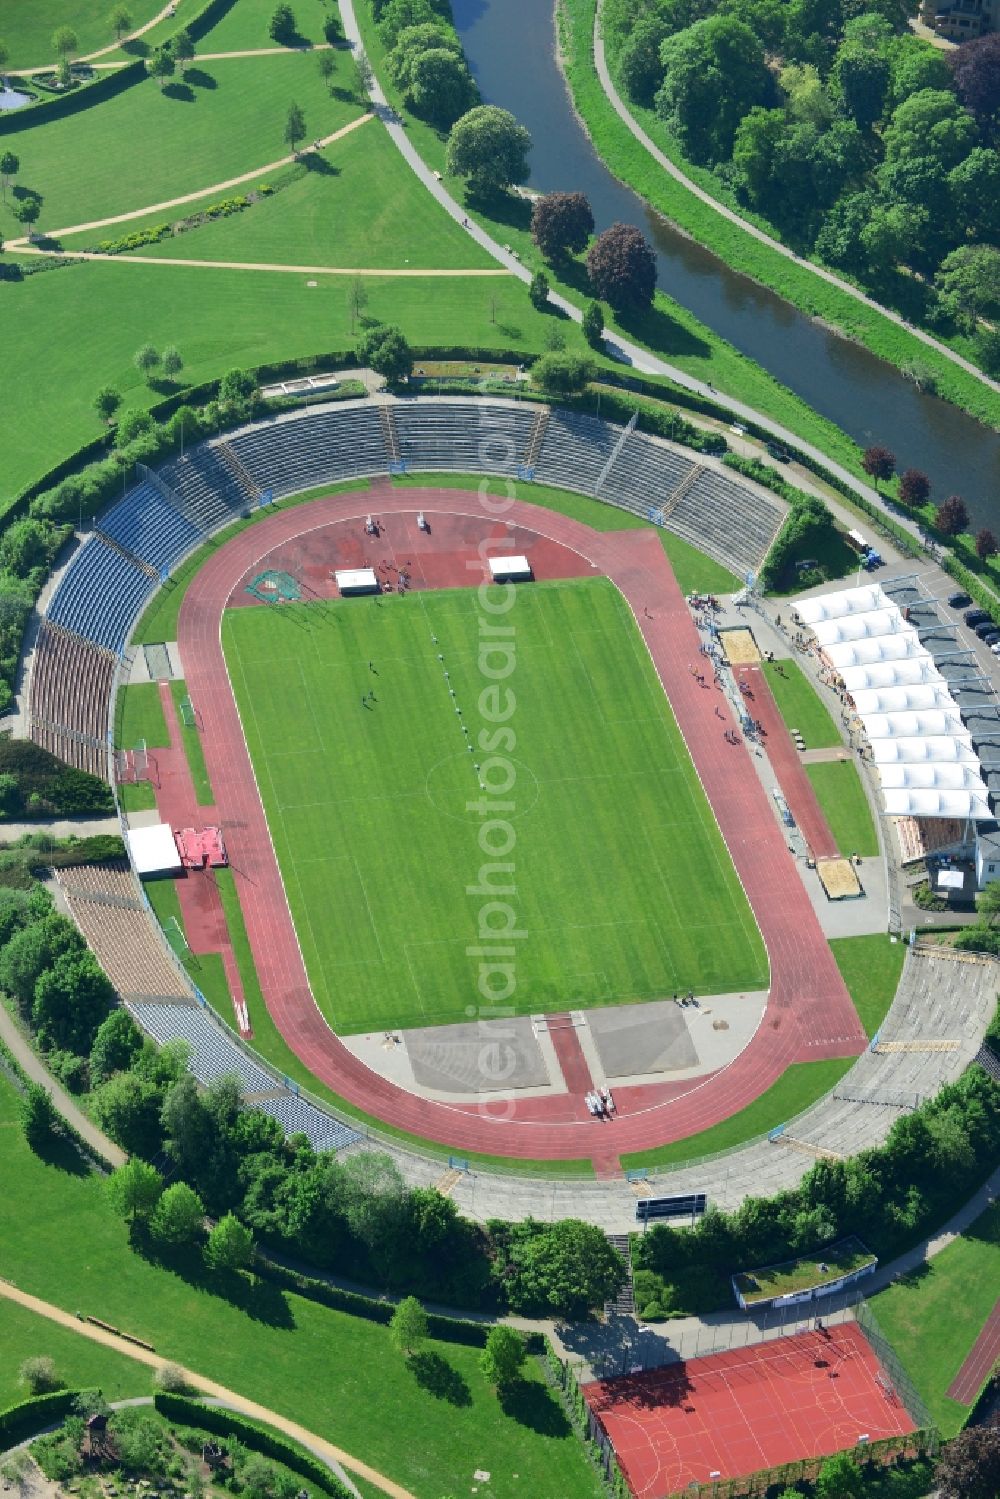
left=0, top=86, right=32, bottom=111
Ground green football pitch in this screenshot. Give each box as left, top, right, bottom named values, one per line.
left=222, top=577, right=768, bottom=1034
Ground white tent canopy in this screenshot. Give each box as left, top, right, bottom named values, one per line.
left=825, top=634, right=931, bottom=670
left=796, top=585, right=892, bottom=624
left=851, top=684, right=956, bottom=716
left=840, top=659, right=946, bottom=692
left=866, top=735, right=978, bottom=765
left=882, top=788, right=993, bottom=820
left=861, top=709, right=970, bottom=742
left=811, top=608, right=913, bottom=648
left=878, top=762, right=987, bottom=790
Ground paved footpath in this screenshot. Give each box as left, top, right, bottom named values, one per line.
left=0, top=1007, right=125, bottom=1168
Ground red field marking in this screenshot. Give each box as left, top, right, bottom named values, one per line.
left=175, top=486, right=866, bottom=1165
left=947, top=1297, right=1000, bottom=1405
left=735, top=665, right=839, bottom=859
left=583, top=1323, right=915, bottom=1497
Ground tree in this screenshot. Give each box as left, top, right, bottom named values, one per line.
left=780, top=62, right=832, bottom=126
left=582, top=298, right=604, bottom=348
left=93, top=386, right=122, bottom=425
left=531, top=350, right=595, bottom=394
left=888, top=34, right=951, bottom=111
left=89, top=1009, right=142, bottom=1083
left=0, top=150, right=19, bottom=202
left=13, top=198, right=40, bottom=236
left=355, top=49, right=374, bottom=98
left=110, top=5, right=133, bottom=41
left=389, top=1295, right=427, bottom=1356
left=861, top=444, right=895, bottom=487
left=586, top=222, right=656, bottom=312
left=937, top=244, right=1000, bottom=321
left=950, top=33, right=1000, bottom=142
left=480, top=1325, right=525, bottom=1391
left=884, top=89, right=979, bottom=176
left=528, top=269, right=549, bottom=310
left=979, top=879, right=1000, bottom=928
left=111, top=1415, right=162, bottom=1473
left=347, top=277, right=368, bottom=333
left=19, top=1356, right=61, bottom=1394
left=936, top=494, right=969, bottom=535
left=150, top=1181, right=205, bottom=1245
left=530, top=191, right=594, bottom=263
left=92, top=1071, right=164, bottom=1157
left=317, top=50, right=335, bottom=88
left=18, top=1083, right=58, bottom=1150
left=284, top=101, right=306, bottom=154
left=936, top=1424, right=1000, bottom=1498
left=501, top=1219, right=626, bottom=1317
left=815, top=1451, right=863, bottom=1499
left=218, top=367, right=258, bottom=411
left=446, top=105, right=531, bottom=195
left=656, top=15, right=772, bottom=163
left=269, top=5, right=297, bottom=44
left=133, top=344, right=161, bottom=383
left=0, top=913, right=82, bottom=1011
left=406, top=47, right=475, bottom=127
left=106, top=1159, right=164, bottom=1225
left=171, top=28, right=195, bottom=73
left=832, top=42, right=890, bottom=131
left=204, top=1212, right=254, bottom=1272
left=32, top=950, right=114, bottom=1053
left=897, top=467, right=930, bottom=507
left=148, top=47, right=175, bottom=89
left=618, top=13, right=671, bottom=105
left=976, top=528, right=998, bottom=560
left=52, top=27, right=79, bottom=61
left=0, top=41, right=7, bottom=80
left=162, top=346, right=184, bottom=381
left=356, top=323, right=412, bottom=383
left=56, top=56, right=73, bottom=90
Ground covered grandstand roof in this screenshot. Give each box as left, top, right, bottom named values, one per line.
left=798, top=581, right=992, bottom=821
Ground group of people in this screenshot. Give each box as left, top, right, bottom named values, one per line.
left=586, top=1087, right=615, bottom=1119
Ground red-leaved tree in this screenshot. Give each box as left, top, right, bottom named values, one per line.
left=530, top=191, right=594, bottom=263
left=585, top=223, right=656, bottom=312
left=976, top=528, right=997, bottom=559
left=861, top=445, right=896, bottom=487
left=898, top=468, right=930, bottom=507
left=936, top=494, right=970, bottom=535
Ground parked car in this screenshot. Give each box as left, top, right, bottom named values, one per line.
left=965, top=608, right=991, bottom=627
left=948, top=591, right=972, bottom=608
left=990, top=641, right=1000, bottom=656
left=975, top=622, right=1000, bottom=640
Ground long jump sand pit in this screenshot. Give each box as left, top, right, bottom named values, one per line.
left=721, top=627, right=760, bottom=666
left=817, top=857, right=863, bottom=900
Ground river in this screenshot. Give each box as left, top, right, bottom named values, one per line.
left=451, top=0, right=1000, bottom=530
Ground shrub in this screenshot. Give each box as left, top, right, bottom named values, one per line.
left=19, top=1357, right=61, bottom=1394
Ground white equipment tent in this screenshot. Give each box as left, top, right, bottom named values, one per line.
left=811, top=608, right=912, bottom=648
left=334, top=567, right=379, bottom=595
left=796, top=585, right=891, bottom=624
left=865, top=735, right=978, bottom=765
left=488, top=555, right=532, bottom=581
left=860, top=710, right=969, bottom=742
left=825, top=635, right=930, bottom=670
left=839, top=659, right=946, bottom=693
left=128, top=823, right=181, bottom=877
left=884, top=788, right=993, bottom=820
left=850, top=684, right=956, bottom=716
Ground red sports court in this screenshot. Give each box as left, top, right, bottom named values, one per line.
left=583, top=1323, right=915, bottom=1497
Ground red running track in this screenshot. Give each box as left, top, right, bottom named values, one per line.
left=947, top=1297, right=1000, bottom=1405
left=176, top=486, right=866, bottom=1165
left=735, top=663, right=839, bottom=859
left=583, top=1324, right=915, bottom=1497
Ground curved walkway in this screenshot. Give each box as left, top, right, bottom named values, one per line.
left=591, top=0, right=1000, bottom=396
left=27, top=250, right=508, bottom=276
left=6, top=1, right=178, bottom=74
left=176, top=485, right=865, bottom=1166
left=336, top=0, right=931, bottom=558
left=0, top=1280, right=413, bottom=1499
left=0, top=1006, right=125, bottom=1168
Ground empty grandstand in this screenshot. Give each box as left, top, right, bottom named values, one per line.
left=29, top=623, right=115, bottom=778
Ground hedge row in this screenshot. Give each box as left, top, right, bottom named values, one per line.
left=153, top=1393, right=353, bottom=1499
left=0, top=1390, right=76, bottom=1446
left=255, top=1254, right=544, bottom=1353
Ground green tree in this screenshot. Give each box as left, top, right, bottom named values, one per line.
left=284, top=101, right=306, bottom=153
left=18, top=1083, right=58, bottom=1150
left=531, top=350, right=596, bottom=394
left=147, top=46, right=175, bottom=89
left=948, top=147, right=1000, bottom=239
left=479, top=1325, right=525, bottom=1391
left=150, top=1181, right=205, bottom=1245
left=13, top=198, right=40, bottom=235
left=357, top=323, right=412, bottom=383
left=32, top=949, right=114, bottom=1052
left=110, top=4, right=133, bottom=41
left=269, top=5, right=298, bottom=45
left=501, top=1219, right=626, bottom=1317
left=831, top=42, right=890, bottom=131
left=883, top=89, right=979, bottom=174
left=218, top=367, right=259, bottom=411
left=586, top=222, right=656, bottom=311
left=618, top=13, right=671, bottom=105
left=976, top=879, right=1000, bottom=926
left=0, top=912, right=82, bottom=1011
left=89, top=1010, right=142, bottom=1083
left=887, top=34, right=950, bottom=111
left=115, top=408, right=156, bottom=446
left=0, top=41, right=7, bottom=79
left=779, top=62, right=832, bottom=126
left=92, top=1070, right=164, bottom=1157
left=530, top=190, right=594, bottom=263
left=582, top=299, right=604, bottom=348
left=347, top=277, right=368, bottom=333
left=204, top=1212, right=254, bottom=1272
left=171, top=28, right=195, bottom=73
left=106, top=1159, right=164, bottom=1224
left=446, top=105, right=532, bottom=194
left=56, top=56, right=72, bottom=90
left=816, top=1451, right=863, bottom=1499
left=405, top=47, right=475, bottom=126
left=162, top=346, right=184, bottom=381
left=52, top=27, right=79, bottom=61
left=111, top=1415, right=162, bottom=1473
left=529, top=269, right=549, bottom=310
left=94, top=386, right=122, bottom=424
left=355, top=48, right=373, bottom=99
left=19, top=1356, right=61, bottom=1394
left=317, top=50, right=335, bottom=88
left=656, top=15, right=771, bottom=163
left=0, top=150, right=19, bottom=202
left=389, top=1295, right=428, bottom=1356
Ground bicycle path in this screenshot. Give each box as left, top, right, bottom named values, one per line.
left=592, top=0, right=1000, bottom=397
left=0, top=1279, right=415, bottom=1499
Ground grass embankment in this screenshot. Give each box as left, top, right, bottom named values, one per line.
left=806, top=759, right=879, bottom=857
left=352, top=2, right=878, bottom=486
left=762, top=658, right=841, bottom=748
left=223, top=577, right=767, bottom=1032
left=620, top=1057, right=853, bottom=1171
left=562, top=0, right=998, bottom=425
left=830, top=933, right=905, bottom=1039
left=0, top=1075, right=604, bottom=1498
left=873, top=1199, right=1000, bottom=1436
left=1, top=0, right=162, bottom=69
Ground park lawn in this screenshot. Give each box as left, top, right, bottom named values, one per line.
left=762, top=659, right=841, bottom=748
left=1, top=0, right=163, bottom=68
left=620, top=1057, right=853, bottom=1170
left=830, top=933, right=905, bottom=1039
left=223, top=577, right=767, bottom=1032
left=872, top=1200, right=1000, bottom=1436
left=112, top=119, right=497, bottom=270
left=115, top=682, right=170, bottom=749
left=1, top=261, right=569, bottom=500
left=806, top=760, right=879, bottom=857
left=169, top=680, right=213, bottom=804
left=196, top=0, right=331, bottom=51
left=391, top=473, right=741, bottom=594
left=2, top=53, right=362, bottom=239
left=0, top=1075, right=604, bottom=1499
left=0, top=1297, right=146, bottom=1410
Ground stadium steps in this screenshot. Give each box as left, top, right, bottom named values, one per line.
left=772, top=1136, right=844, bottom=1161
left=378, top=403, right=402, bottom=463
left=433, top=1167, right=464, bottom=1197
left=121, top=992, right=199, bottom=1007
left=604, top=1234, right=635, bottom=1317
left=833, top=1084, right=920, bottom=1109
left=93, top=528, right=159, bottom=580
left=215, top=440, right=262, bottom=504
left=913, top=941, right=999, bottom=966
left=523, top=406, right=550, bottom=470
left=59, top=883, right=143, bottom=911
left=42, top=617, right=115, bottom=661
left=874, top=1039, right=961, bottom=1053
left=974, top=1043, right=1000, bottom=1082
left=661, top=463, right=706, bottom=521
